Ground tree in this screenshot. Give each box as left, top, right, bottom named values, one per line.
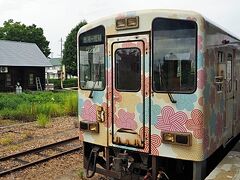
left=0, top=19, right=51, bottom=57
left=63, top=20, right=87, bottom=76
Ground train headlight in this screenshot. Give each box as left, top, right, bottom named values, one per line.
left=163, top=133, right=174, bottom=143
left=116, top=18, right=126, bottom=29
left=116, top=16, right=139, bottom=30
left=162, top=132, right=192, bottom=146
left=80, top=120, right=99, bottom=133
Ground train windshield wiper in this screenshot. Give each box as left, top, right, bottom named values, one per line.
left=168, top=93, right=177, bottom=103
left=160, top=70, right=177, bottom=104
left=88, top=81, right=97, bottom=98
left=89, top=61, right=101, bottom=98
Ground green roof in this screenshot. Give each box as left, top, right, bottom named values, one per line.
left=49, top=58, right=62, bottom=66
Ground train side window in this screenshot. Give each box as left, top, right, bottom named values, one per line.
left=115, top=48, right=141, bottom=91
left=152, top=18, right=197, bottom=93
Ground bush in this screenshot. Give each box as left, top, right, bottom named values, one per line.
left=63, top=79, right=78, bottom=88
left=36, top=114, right=50, bottom=128
left=48, top=78, right=78, bottom=89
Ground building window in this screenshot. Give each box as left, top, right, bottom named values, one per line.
left=29, top=74, right=34, bottom=85
left=6, top=74, right=11, bottom=86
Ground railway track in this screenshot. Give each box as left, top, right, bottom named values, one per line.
left=0, top=136, right=81, bottom=176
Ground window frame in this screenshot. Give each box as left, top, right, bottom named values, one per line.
left=152, top=17, right=198, bottom=94
left=114, top=47, right=142, bottom=92
left=6, top=73, right=12, bottom=87
left=79, top=25, right=106, bottom=91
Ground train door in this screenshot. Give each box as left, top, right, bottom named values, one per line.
left=224, top=52, right=234, bottom=144
left=107, top=34, right=150, bottom=151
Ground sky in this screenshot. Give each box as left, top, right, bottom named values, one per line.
left=0, top=0, right=239, bottom=58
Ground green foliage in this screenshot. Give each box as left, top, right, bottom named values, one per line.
left=63, top=21, right=87, bottom=76
left=0, top=19, right=50, bottom=57
left=64, top=93, right=78, bottom=116
left=35, top=103, right=64, bottom=117
left=36, top=114, right=50, bottom=128
left=0, top=91, right=77, bottom=121
left=49, top=79, right=78, bottom=89
left=63, top=78, right=78, bottom=88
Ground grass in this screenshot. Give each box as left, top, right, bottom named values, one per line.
left=36, top=114, right=50, bottom=128
left=77, top=168, right=86, bottom=180
left=64, top=93, right=78, bottom=116
left=0, top=136, right=14, bottom=146
left=0, top=91, right=77, bottom=122
left=0, top=119, right=18, bottom=126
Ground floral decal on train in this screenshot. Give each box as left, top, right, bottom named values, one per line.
left=155, top=106, right=188, bottom=132
left=92, top=91, right=105, bottom=104
left=139, top=127, right=161, bottom=156
left=136, top=99, right=161, bottom=125
left=173, top=94, right=197, bottom=111
left=80, top=100, right=97, bottom=122
left=186, top=109, right=204, bottom=139
left=115, top=109, right=137, bottom=130
left=197, top=69, right=206, bottom=89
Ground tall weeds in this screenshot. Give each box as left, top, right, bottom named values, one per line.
left=0, top=91, right=77, bottom=121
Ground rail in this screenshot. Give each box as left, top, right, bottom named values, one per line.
left=0, top=136, right=81, bottom=176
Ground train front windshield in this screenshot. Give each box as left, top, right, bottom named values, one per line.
left=152, top=18, right=197, bottom=93
left=79, top=26, right=105, bottom=90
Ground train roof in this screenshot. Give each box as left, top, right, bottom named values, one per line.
left=78, top=9, right=240, bottom=42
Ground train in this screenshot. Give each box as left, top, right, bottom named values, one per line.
left=77, top=9, right=240, bottom=180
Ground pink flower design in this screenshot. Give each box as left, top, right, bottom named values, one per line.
left=197, top=69, right=206, bottom=89
left=186, top=109, right=204, bottom=139
left=115, top=109, right=137, bottom=130
left=155, top=106, right=188, bottom=132
left=151, top=134, right=161, bottom=156
left=80, top=100, right=97, bottom=122
left=198, top=35, right=203, bottom=51
left=198, top=97, right=203, bottom=106
left=139, top=127, right=161, bottom=155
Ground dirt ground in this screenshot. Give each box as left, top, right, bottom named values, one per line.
left=0, top=117, right=105, bottom=180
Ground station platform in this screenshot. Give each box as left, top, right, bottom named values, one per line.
left=205, top=140, right=240, bottom=180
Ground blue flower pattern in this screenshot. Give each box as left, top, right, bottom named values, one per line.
left=78, top=98, right=84, bottom=115
left=173, top=94, right=197, bottom=111
left=136, top=99, right=161, bottom=125
left=92, top=91, right=104, bottom=104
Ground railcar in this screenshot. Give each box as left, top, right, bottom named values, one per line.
left=77, top=9, right=240, bottom=180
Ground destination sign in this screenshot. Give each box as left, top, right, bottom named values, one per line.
left=82, top=34, right=102, bottom=44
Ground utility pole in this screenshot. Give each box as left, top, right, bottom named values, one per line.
left=60, top=38, right=64, bottom=89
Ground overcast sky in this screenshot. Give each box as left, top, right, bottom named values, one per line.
left=0, top=0, right=239, bottom=58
